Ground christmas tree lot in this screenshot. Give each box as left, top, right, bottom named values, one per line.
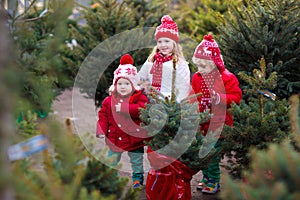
left=2, top=0, right=300, bottom=199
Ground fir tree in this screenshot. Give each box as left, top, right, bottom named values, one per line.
left=62, top=0, right=140, bottom=106
left=8, top=0, right=75, bottom=118
left=220, top=95, right=300, bottom=200
left=217, top=0, right=300, bottom=98
left=12, top=119, right=140, bottom=200
left=63, top=0, right=174, bottom=106
left=1, top=1, right=140, bottom=199
left=172, top=0, right=241, bottom=39
left=123, top=0, right=170, bottom=27
left=222, top=57, right=292, bottom=178
left=139, top=58, right=223, bottom=171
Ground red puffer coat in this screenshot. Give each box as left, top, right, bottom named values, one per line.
left=96, top=90, right=148, bottom=152
left=191, top=68, right=242, bottom=128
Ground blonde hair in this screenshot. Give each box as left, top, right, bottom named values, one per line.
left=148, top=40, right=186, bottom=63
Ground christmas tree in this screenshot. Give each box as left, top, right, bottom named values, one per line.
left=11, top=119, right=140, bottom=200
left=171, top=0, right=241, bottom=39
left=8, top=0, right=75, bottom=118
left=62, top=0, right=156, bottom=106
left=62, top=0, right=176, bottom=106
left=1, top=1, right=140, bottom=199
left=222, top=57, right=292, bottom=178
left=217, top=0, right=300, bottom=99
left=220, top=94, right=300, bottom=200
left=139, top=58, right=223, bottom=171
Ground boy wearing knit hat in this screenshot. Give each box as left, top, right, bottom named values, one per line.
left=96, top=54, right=149, bottom=189
left=138, top=15, right=190, bottom=101
left=191, top=34, right=242, bottom=194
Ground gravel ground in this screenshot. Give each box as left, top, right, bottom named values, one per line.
left=52, top=88, right=225, bottom=200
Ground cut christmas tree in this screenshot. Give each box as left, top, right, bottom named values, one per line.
left=139, top=58, right=225, bottom=199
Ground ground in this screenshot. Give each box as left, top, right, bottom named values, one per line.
left=52, top=87, right=225, bottom=200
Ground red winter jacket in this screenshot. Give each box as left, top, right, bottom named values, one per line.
left=191, top=68, right=242, bottom=131
left=96, top=90, right=149, bottom=152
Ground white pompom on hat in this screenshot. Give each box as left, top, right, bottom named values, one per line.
left=109, top=54, right=140, bottom=93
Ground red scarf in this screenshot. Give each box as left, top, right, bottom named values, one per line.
left=199, top=69, right=218, bottom=112
left=150, top=52, right=173, bottom=91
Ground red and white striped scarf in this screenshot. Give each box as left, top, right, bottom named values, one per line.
left=150, top=52, right=173, bottom=91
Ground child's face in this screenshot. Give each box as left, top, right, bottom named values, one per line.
left=193, top=58, right=216, bottom=74
left=116, top=78, right=133, bottom=96
left=157, top=37, right=174, bottom=56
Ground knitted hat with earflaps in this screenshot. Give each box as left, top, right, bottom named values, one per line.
left=193, top=34, right=225, bottom=71
left=110, top=54, right=140, bottom=92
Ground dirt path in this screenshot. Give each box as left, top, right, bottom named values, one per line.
left=52, top=88, right=223, bottom=200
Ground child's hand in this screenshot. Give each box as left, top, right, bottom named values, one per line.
left=138, top=80, right=151, bottom=95
left=211, top=90, right=220, bottom=104
left=115, top=103, right=121, bottom=112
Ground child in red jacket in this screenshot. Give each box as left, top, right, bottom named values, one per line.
left=96, top=54, right=148, bottom=189
left=191, top=34, right=242, bottom=194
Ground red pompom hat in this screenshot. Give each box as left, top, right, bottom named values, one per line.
left=155, top=15, right=179, bottom=42
left=193, top=34, right=225, bottom=71
left=110, top=54, right=140, bottom=92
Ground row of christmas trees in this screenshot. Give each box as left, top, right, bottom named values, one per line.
left=5, top=0, right=298, bottom=115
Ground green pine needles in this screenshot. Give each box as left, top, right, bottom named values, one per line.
left=217, top=0, right=300, bottom=99
left=222, top=57, right=292, bottom=178
left=140, top=88, right=224, bottom=171
left=220, top=95, right=300, bottom=200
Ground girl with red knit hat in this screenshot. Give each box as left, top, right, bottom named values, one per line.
left=138, top=15, right=190, bottom=101
left=96, top=54, right=149, bottom=189
left=138, top=15, right=193, bottom=200
left=191, top=34, right=242, bottom=194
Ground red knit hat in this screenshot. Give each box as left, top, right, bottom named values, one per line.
left=155, top=15, right=179, bottom=42
left=193, top=34, right=225, bottom=71
left=110, top=54, right=139, bottom=92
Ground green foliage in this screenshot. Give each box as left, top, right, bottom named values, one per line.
left=172, top=0, right=241, bottom=40
left=217, top=0, right=300, bottom=98
left=62, top=0, right=173, bottom=106
left=12, top=120, right=140, bottom=200
left=16, top=111, right=41, bottom=139
left=82, top=158, right=127, bottom=197
left=2, top=1, right=139, bottom=199
left=221, top=142, right=300, bottom=200
left=140, top=87, right=224, bottom=171
left=222, top=58, right=291, bottom=178
left=220, top=96, right=300, bottom=199
left=123, top=0, right=170, bottom=28
left=63, top=0, right=138, bottom=105
left=9, top=0, right=74, bottom=116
